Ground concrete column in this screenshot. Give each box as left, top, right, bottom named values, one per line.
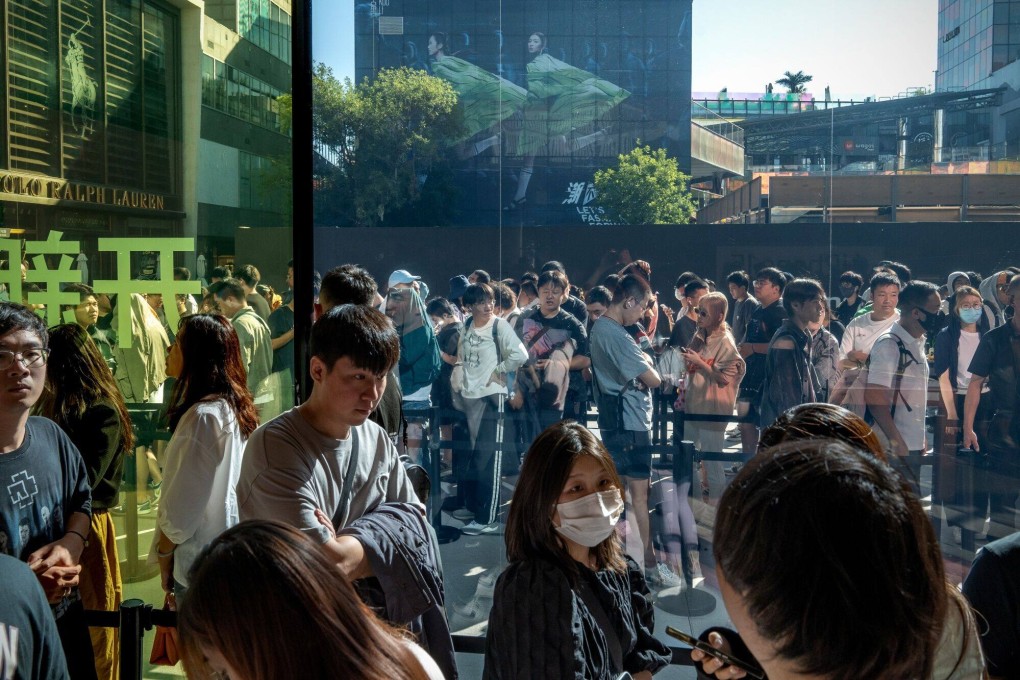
left=934, top=108, right=945, bottom=163
left=897, top=117, right=909, bottom=172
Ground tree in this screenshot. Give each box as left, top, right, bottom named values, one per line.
left=312, top=64, right=461, bottom=226
left=593, top=145, right=697, bottom=225
left=775, top=70, right=814, bottom=94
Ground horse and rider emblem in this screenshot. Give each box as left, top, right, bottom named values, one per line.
left=65, top=18, right=98, bottom=138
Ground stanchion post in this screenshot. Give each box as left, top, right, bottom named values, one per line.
left=119, top=598, right=150, bottom=680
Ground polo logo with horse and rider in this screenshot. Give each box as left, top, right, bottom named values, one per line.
left=65, top=18, right=98, bottom=138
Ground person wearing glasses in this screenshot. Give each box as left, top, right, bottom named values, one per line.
left=681, top=292, right=745, bottom=505
left=37, top=324, right=134, bottom=680
left=0, top=303, right=96, bottom=679
left=735, top=268, right=787, bottom=455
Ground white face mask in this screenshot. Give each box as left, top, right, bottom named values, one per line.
left=554, top=488, right=624, bottom=548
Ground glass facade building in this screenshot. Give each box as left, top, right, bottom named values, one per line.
left=937, top=0, right=1020, bottom=90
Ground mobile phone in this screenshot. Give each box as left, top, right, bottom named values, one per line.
left=665, top=626, right=765, bottom=679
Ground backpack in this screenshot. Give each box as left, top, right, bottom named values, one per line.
left=838, top=333, right=918, bottom=423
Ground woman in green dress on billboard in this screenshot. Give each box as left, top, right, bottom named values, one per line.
left=428, top=32, right=527, bottom=158
left=506, top=32, right=630, bottom=211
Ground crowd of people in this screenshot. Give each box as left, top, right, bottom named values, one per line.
left=1, top=252, right=1020, bottom=679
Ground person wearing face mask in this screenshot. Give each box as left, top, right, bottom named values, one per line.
left=834, top=270, right=865, bottom=328
left=963, top=274, right=1020, bottom=543
left=933, top=285, right=992, bottom=550
left=483, top=421, right=671, bottom=680
left=865, top=280, right=942, bottom=488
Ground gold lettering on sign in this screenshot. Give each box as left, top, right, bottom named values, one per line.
left=0, top=171, right=173, bottom=212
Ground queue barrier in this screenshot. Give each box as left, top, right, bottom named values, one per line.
left=84, top=600, right=177, bottom=680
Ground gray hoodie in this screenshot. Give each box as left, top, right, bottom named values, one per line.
left=979, top=272, right=1008, bottom=327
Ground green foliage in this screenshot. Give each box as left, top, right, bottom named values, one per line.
left=775, top=70, right=814, bottom=94
left=312, top=64, right=461, bottom=226
left=593, top=145, right=697, bottom=225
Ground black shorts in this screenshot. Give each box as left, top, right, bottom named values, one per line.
left=605, top=430, right=652, bottom=479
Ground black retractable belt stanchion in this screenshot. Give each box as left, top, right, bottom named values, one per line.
left=119, top=599, right=150, bottom=680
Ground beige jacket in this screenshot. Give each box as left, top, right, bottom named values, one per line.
left=684, top=328, right=745, bottom=429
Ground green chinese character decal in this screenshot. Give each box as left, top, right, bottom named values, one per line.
left=0, top=239, right=23, bottom=306
left=93, top=238, right=201, bottom=348
left=24, top=231, right=82, bottom=327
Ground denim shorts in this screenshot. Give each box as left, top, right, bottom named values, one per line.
left=605, top=429, right=652, bottom=479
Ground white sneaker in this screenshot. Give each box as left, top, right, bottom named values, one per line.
left=454, top=596, right=491, bottom=620
left=475, top=570, right=498, bottom=598
left=461, top=521, right=500, bottom=536
left=646, top=563, right=684, bottom=589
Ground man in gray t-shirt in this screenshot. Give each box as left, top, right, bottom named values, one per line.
left=590, top=275, right=676, bottom=587
left=235, top=304, right=416, bottom=580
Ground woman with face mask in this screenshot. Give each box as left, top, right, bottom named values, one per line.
left=933, top=285, right=993, bottom=551
left=483, top=421, right=671, bottom=680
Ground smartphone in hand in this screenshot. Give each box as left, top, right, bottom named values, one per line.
left=665, top=626, right=765, bottom=679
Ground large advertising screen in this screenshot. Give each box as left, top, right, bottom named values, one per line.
left=354, top=0, right=693, bottom=226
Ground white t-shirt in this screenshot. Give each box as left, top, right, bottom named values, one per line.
left=867, top=322, right=929, bottom=451
left=956, top=330, right=982, bottom=395
left=840, top=311, right=900, bottom=361
left=157, top=399, right=245, bottom=586
left=405, top=640, right=446, bottom=680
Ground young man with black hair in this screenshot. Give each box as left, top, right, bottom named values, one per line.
left=513, top=270, right=590, bottom=437
left=758, top=279, right=826, bottom=429
left=492, top=282, right=520, bottom=328
left=736, top=267, right=788, bottom=453
left=835, top=270, right=865, bottom=327
left=866, top=280, right=940, bottom=482
left=840, top=272, right=900, bottom=371
left=62, top=283, right=116, bottom=374
left=590, top=275, right=682, bottom=587
left=726, top=270, right=759, bottom=344
left=208, top=265, right=231, bottom=284
left=668, top=279, right=708, bottom=350
left=237, top=304, right=417, bottom=554
left=234, top=264, right=272, bottom=321
left=0, top=302, right=95, bottom=678
left=212, top=279, right=273, bottom=405
left=539, top=261, right=589, bottom=328
left=236, top=304, right=456, bottom=678
left=468, top=269, right=491, bottom=285
left=585, top=286, right=613, bottom=329
left=318, top=265, right=402, bottom=442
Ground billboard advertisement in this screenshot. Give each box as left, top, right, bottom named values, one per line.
left=354, top=0, right=693, bottom=226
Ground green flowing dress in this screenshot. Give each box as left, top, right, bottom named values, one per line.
left=519, top=53, right=630, bottom=155
left=431, top=55, right=528, bottom=142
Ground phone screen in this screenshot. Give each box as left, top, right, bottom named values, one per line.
left=665, top=626, right=765, bottom=679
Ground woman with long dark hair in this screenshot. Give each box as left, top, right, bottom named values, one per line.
left=178, top=520, right=442, bottom=680
left=38, top=323, right=134, bottom=680
left=694, top=438, right=983, bottom=680
left=484, top=421, right=671, bottom=679
left=152, top=314, right=258, bottom=601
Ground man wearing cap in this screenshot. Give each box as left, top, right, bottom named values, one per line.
left=449, top=275, right=470, bottom=321
left=385, top=270, right=441, bottom=460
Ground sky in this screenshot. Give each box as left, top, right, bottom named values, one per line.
left=312, top=0, right=938, bottom=99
